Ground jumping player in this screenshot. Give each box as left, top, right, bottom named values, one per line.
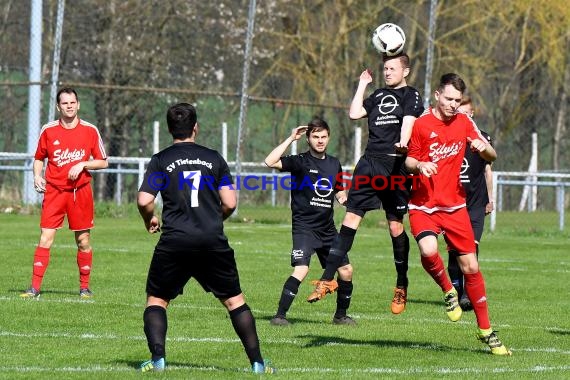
left=137, top=103, right=275, bottom=373
left=405, top=73, right=510, bottom=355
left=265, top=118, right=354, bottom=326
left=307, top=53, right=424, bottom=315
left=20, top=87, right=108, bottom=299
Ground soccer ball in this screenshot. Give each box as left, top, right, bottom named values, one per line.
left=371, top=23, right=406, bottom=56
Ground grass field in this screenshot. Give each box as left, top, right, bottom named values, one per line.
left=0, top=209, right=568, bottom=379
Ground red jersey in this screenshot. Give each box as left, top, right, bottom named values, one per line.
left=407, top=108, right=485, bottom=213
left=34, top=119, right=107, bottom=190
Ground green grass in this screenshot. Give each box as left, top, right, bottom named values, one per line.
left=0, top=210, right=568, bottom=379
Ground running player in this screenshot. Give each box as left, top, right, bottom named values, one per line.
left=20, top=87, right=108, bottom=300
left=447, top=96, right=494, bottom=310
left=308, top=53, right=424, bottom=315
left=405, top=73, right=510, bottom=355
left=265, top=118, right=354, bottom=326
left=137, top=103, right=275, bottom=373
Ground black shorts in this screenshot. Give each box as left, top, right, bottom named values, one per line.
left=346, top=154, right=410, bottom=220
left=291, top=228, right=350, bottom=268
left=468, top=206, right=486, bottom=242
left=146, top=244, right=241, bottom=301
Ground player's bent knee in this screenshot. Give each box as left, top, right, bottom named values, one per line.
left=222, top=293, right=246, bottom=311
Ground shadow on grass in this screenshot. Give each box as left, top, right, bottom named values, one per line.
left=258, top=314, right=327, bottom=325
left=297, top=334, right=453, bottom=352
left=117, top=359, right=248, bottom=373
left=408, top=298, right=447, bottom=307
left=10, top=288, right=78, bottom=297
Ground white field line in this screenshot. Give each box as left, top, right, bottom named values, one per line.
left=0, top=329, right=569, bottom=355
left=0, top=364, right=568, bottom=375
left=2, top=296, right=568, bottom=333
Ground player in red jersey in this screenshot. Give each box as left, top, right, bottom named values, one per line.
left=405, top=74, right=511, bottom=355
left=20, top=87, right=108, bottom=300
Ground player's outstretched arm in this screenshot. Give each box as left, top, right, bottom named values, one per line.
left=264, top=126, right=308, bottom=169
left=349, top=69, right=372, bottom=120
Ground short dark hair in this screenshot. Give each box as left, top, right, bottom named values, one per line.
left=437, top=73, right=466, bottom=93
left=306, top=117, right=330, bottom=137
left=56, top=87, right=78, bottom=103
left=383, top=52, right=410, bottom=69
left=166, top=103, right=197, bottom=140
left=460, top=95, right=473, bottom=107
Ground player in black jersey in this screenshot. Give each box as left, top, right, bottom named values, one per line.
left=137, top=103, right=274, bottom=374
left=265, top=118, right=353, bottom=325
left=447, top=96, right=494, bottom=311
left=308, top=53, right=424, bottom=315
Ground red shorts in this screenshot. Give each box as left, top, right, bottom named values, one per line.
left=40, top=183, right=94, bottom=231
left=409, top=208, right=476, bottom=254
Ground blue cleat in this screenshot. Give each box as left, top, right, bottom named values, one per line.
left=252, top=360, right=276, bottom=374
left=140, top=357, right=165, bottom=372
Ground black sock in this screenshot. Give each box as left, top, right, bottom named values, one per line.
left=143, top=305, right=167, bottom=361
left=229, top=303, right=263, bottom=366
left=391, top=231, right=410, bottom=288
left=322, top=225, right=356, bottom=280
left=276, top=276, right=301, bottom=317
left=335, top=279, right=353, bottom=318
left=447, top=250, right=463, bottom=298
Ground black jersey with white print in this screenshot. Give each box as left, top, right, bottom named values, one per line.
left=280, top=152, right=342, bottom=231
left=460, top=130, right=492, bottom=209
left=139, top=142, right=232, bottom=250
left=362, top=86, right=423, bottom=156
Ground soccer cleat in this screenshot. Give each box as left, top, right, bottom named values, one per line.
left=391, top=287, right=407, bottom=314
left=270, top=316, right=290, bottom=326
left=79, top=288, right=94, bottom=299
left=140, top=357, right=165, bottom=372
left=332, top=315, right=357, bottom=325
left=252, top=360, right=276, bottom=374
left=444, top=288, right=462, bottom=322
left=459, top=294, right=473, bottom=311
left=20, top=287, right=40, bottom=299
left=307, top=279, right=338, bottom=303
left=477, top=330, right=512, bottom=356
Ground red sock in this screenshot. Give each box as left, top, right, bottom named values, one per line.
left=421, top=253, right=453, bottom=293
left=464, top=271, right=491, bottom=330
left=31, top=247, right=50, bottom=290
left=77, top=250, right=93, bottom=289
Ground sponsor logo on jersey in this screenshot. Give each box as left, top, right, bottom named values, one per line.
left=378, top=94, right=399, bottom=115
left=53, top=148, right=86, bottom=167
left=428, top=141, right=463, bottom=163
left=459, top=157, right=470, bottom=183
left=292, top=249, right=304, bottom=259
left=429, top=131, right=438, bottom=138
left=53, top=139, right=60, bottom=145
